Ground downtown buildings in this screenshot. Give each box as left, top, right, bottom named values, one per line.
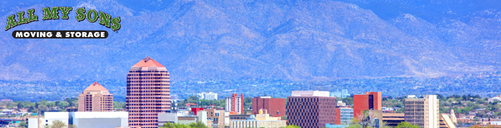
left=404, top=95, right=439, bottom=128
left=77, top=82, right=113, bottom=112
left=126, top=56, right=171, bottom=128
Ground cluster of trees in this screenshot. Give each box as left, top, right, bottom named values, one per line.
left=0, top=98, right=79, bottom=114
left=161, top=122, right=207, bottom=128
left=178, top=96, right=226, bottom=108
left=46, top=120, right=77, bottom=128
left=438, top=94, right=501, bottom=118
left=177, top=95, right=253, bottom=111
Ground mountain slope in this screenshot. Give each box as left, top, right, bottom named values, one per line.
left=0, top=0, right=499, bottom=81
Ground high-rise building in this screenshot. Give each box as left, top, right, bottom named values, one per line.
left=404, top=95, right=439, bottom=128
left=78, top=82, right=113, bottom=112
left=353, top=92, right=382, bottom=118
left=126, top=56, right=171, bottom=128
left=286, top=94, right=337, bottom=128
left=252, top=96, right=286, bottom=117
left=225, top=94, right=244, bottom=114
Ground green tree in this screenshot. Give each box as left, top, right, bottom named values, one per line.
left=50, top=120, right=67, bottom=128
left=285, top=125, right=301, bottom=128
left=19, top=120, right=27, bottom=128
left=395, top=122, right=420, bottom=128
left=343, top=97, right=354, bottom=106
left=162, top=121, right=207, bottom=128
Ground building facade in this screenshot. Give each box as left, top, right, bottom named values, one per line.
left=252, top=96, right=286, bottom=117
left=230, top=114, right=286, bottom=128
left=286, top=96, right=337, bottom=128
left=206, top=109, right=225, bottom=128
left=353, top=92, right=382, bottom=118
left=126, top=56, right=171, bottom=128
left=225, top=94, right=244, bottom=114
left=404, top=95, right=439, bottom=128
left=77, top=82, right=113, bottom=112
left=335, top=108, right=353, bottom=125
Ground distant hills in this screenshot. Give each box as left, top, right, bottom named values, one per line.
left=0, top=0, right=500, bottom=82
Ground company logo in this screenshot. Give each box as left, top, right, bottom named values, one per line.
left=5, top=7, right=121, bottom=39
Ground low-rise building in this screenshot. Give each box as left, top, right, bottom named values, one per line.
left=291, top=91, right=329, bottom=97
left=330, top=89, right=350, bottom=98
left=198, top=92, right=218, bottom=100
left=230, top=115, right=286, bottom=128
left=30, top=112, right=128, bottom=128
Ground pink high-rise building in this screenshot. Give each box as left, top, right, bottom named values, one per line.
left=78, top=82, right=113, bottom=112
left=126, top=56, right=171, bottom=128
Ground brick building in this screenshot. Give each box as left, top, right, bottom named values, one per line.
left=252, top=96, right=286, bottom=117
left=126, top=56, right=171, bottom=128
left=286, top=96, right=337, bottom=128
left=77, top=82, right=113, bottom=112
left=353, top=92, right=381, bottom=118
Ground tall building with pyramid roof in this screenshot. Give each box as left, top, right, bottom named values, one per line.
left=126, top=56, right=171, bottom=128
left=78, top=82, right=113, bottom=112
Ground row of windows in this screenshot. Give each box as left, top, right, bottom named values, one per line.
left=127, top=80, right=170, bottom=83
left=127, top=87, right=170, bottom=89
left=127, top=92, right=170, bottom=95
left=128, top=71, right=169, bottom=73
left=127, top=73, right=170, bottom=76
left=126, top=97, right=171, bottom=99
left=127, top=84, right=170, bottom=86
left=127, top=77, right=170, bottom=80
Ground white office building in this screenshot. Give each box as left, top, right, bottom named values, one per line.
left=198, top=92, right=218, bottom=100
left=291, top=91, right=330, bottom=97
left=29, top=112, right=128, bottom=128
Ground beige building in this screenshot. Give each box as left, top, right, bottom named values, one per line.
left=126, top=56, right=171, bottom=128
left=206, top=109, right=225, bottom=128
left=382, top=113, right=405, bottom=127
left=230, top=109, right=286, bottom=128
left=404, top=95, right=439, bottom=128
left=78, top=82, right=113, bottom=112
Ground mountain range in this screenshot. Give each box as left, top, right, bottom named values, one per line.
left=0, top=0, right=500, bottom=82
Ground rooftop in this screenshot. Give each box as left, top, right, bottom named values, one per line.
left=132, top=56, right=165, bottom=67
left=84, top=82, right=109, bottom=91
